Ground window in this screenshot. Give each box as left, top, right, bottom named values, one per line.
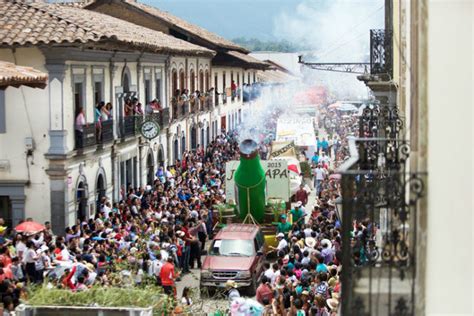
left=205, top=70, right=209, bottom=91
left=214, top=74, right=219, bottom=105
left=253, top=72, right=256, bottom=83
left=199, top=70, right=204, bottom=91
left=92, top=67, right=104, bottom=105
left=94, top=82, right=102, bottom=106
left=74, top=82, right=83, bottom=114
left=209, top=239, right=255, bottom=256
left=222, top=72, right=226, bottom=104
left=0, top=196, right=12, bottom=228
left=172, top=70, right=178, bottom=95
left=248, top=72, right=251, bottom=84
left=144, top=68, right=152, bottom=104
left=155, top=72, right=162, bottom=103
left=179, top=70, right=185, bottom=91
left=190, top=69, right=195, bottom=92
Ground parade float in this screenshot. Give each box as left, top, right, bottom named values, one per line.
left=222, top=139, right=295, bottom=248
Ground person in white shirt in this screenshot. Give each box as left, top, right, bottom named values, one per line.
left=313, top=164, right=327, bottom=195
left=263, top=262, right=274, bottom=280
left=270, top=233, right=288, bottom=253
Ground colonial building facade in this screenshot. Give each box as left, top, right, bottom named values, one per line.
left=0, top=0, right=214, bottom=232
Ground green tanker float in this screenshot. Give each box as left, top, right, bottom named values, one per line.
left=234, top=139, right=267, bottom=223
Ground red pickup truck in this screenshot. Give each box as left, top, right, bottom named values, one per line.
left=200, top=224, right=266, bottom=296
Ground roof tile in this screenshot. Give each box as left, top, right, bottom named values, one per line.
left=0, top=0, right=214, bottom=56
left=0, top=60, right=48, bottom=89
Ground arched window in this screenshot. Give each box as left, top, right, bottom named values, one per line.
left=199, top=70, right=204, bottom=92
left=179, top=70, right=185, bottom=91
left=190, top=69, right=195, bottom=92
left=122, top=66, right=131, bottom=93
left=173, top=138, right=179, bottom=161
left=205, top=70, right=210, bottom=91
left=172, top=69, right=178, bottom=95
left=181, top=134, right=186, bottom=156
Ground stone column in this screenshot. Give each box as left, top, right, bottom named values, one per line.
left=45, top=64, right=68, bottom=156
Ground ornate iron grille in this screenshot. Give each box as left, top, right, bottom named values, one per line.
left=370, top=29, right=393, bottom=77
left=339, top=137, right=426, bottom=316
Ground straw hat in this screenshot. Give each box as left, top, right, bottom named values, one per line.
left=321, top=238, right=333, bottom=249
left=225, top=280, right=238, bottom=288
left=305, top=237, right=316, bottom=248
left=326, top=298, right=339, bottom=311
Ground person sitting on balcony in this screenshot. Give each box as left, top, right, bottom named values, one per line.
left=124, top=98, right=133, bottom=117
left=74, top=106, right=86, bottom=148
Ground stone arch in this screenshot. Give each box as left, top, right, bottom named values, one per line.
left=189, top=68, right=195, bottom=92
left=121, top=66, right=132, bottom=93
left=157, top=144, right=165, bottom=167
left=179, top=69, right=185, bottom=91
left=173, top=134, right=179, bottom=162
left=181, top=131, right=186, bottom=157
left=146, top=148, right=155, bottom=185
left=95, top=167, right=107, bottom=211
left=75, top=174, right=89, bottom=222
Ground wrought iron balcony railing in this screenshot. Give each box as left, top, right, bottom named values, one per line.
left=75, top=124, right=96, bottom=149
left=99, top=119, right=114, bottom=144
left=370, top=29, right=393, bottom=78
left=338, top=137, right=426, bottom=316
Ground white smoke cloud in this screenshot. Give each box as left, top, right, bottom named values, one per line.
left=274, top=0, right=384, bottom=101
left=236, top=0, right=384, bottom=143
left=274, top=0, right=384, bottom=62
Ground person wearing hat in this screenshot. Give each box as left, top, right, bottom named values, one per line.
left=290, top=201, right=306, bottom=228
left=276, top=214, right=292, bottom=239
left=270, top=233, right=288, bottom=253
left=225, top=280, right=240, bottom=302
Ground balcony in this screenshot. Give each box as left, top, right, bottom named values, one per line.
left=337, top=103, right=426, bottom=316
left=99, top=119, right=114, bottom=144
left=75, top=124, right=96, bottom=149
left=370, top=29, right=393, bottom=78
left=158, top=108, right=170, bottom=129
left=121, top=115, right=136, bottom=138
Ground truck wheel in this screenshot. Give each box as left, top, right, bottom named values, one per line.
left=246, top=277, right=257, bottom=297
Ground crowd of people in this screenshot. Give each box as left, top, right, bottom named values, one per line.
left=229, top=104, right=362, bottom=316
left=5, top=102, right=363, bottom=315
left=0, top=132, right=242, bottom=314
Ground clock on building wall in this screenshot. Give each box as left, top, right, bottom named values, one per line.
left=140, top=119, right=160, bottom=140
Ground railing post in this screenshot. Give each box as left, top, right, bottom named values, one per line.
left=341, top=173, right=354, bottom=316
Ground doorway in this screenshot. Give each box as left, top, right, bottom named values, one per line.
left=76, top=182, right=87, bottom=222
left=146, top=152, right=154, bottom=185
left=96, top=174, right=106, bottom=212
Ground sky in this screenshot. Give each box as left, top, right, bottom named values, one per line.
left=148, top=0, right=384, bottom=62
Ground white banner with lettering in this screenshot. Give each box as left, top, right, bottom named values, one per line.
left=225, top=160, right=290, bottom=202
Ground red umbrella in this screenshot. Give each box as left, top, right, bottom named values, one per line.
left=15, top=221, right=45, bottom=234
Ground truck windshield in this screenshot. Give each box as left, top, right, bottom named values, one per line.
left=209, top=239, right=255, bottom=257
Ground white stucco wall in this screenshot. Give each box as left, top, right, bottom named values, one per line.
left=425, top=1, right=473, bottom=315
left=0, top=48, right=51, bottom=223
